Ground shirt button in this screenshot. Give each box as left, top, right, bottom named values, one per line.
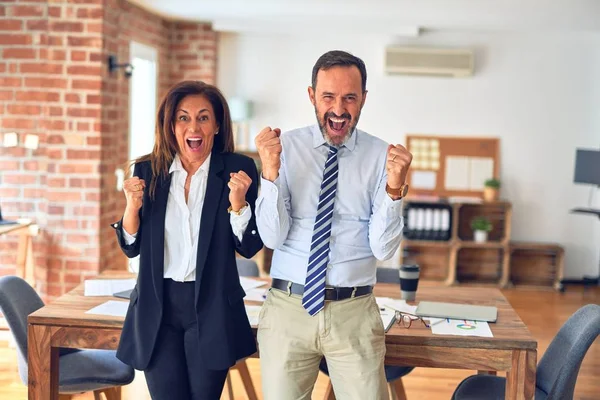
left=251, top=230, right=256, bottom=235
left=113, top=224, right=118, bottom=228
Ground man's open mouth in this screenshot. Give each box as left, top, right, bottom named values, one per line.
left=328, top=116, right=349, bottom=134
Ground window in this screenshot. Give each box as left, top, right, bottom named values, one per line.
left=129, top=41, right=158, bottom=161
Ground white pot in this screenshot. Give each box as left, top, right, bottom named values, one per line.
left=474, top=230, right=488, bottom=243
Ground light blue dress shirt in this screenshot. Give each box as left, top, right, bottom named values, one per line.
left=255, top=124, right=404, bottom=288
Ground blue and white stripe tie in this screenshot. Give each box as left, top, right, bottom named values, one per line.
left=302, top=145, right=339, bottom=316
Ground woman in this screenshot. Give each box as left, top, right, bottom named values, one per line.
left=112, top=80, right=263, bottom=399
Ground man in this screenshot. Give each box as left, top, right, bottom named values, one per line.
left=255, top=50, right=412, bottom=400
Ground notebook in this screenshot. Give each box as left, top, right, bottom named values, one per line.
left=415, top=301, right=498, bottom=322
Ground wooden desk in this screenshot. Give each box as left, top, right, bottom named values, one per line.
left=28, top=274, right=537, bottom=400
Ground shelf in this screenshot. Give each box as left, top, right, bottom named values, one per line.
left=402, top=239, right=452, bottom=248
left=457, top=240, right=507, bottom=249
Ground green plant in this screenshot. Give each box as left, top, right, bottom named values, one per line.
left=471, top=216, right=492, bottom=232
left=484, top=178, right=501, bottom=189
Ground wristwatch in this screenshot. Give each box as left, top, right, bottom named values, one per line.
left=227, top=203, right=248, bottom=216
left=386, top=183, right=409, bottom=199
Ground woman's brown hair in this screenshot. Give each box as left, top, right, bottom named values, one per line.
left=130, top=80, right=235, bottom=198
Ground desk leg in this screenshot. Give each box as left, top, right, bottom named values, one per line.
left=28, top=324, right=59, bottom=400
left=505, top=349, right=536, bottom=400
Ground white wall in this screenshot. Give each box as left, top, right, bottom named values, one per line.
left=218, top=31, right=600, bottom=279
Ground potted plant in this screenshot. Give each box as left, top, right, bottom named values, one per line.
left=471, top=216, right=492, bottom=243
left=483, top=178, right=500, bottom=202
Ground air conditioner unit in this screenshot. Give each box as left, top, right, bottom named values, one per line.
left=385, top=46, right=474, bottom=77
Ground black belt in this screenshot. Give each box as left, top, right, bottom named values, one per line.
left=271, top=278, right=373, bottom=301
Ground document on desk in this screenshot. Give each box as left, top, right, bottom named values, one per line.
left=245, top=288, right=268, bottom=302
left=380, top=307, right=396, bottom=332
left=245, top=305, right=262, bottom=326
left=239, top=277, right=266, bottom=292
left=376, top=297, right=418, bottom=314
left=428, top=318, right=494, bottom=338
left=84, top=279, right=136, bottom=297
left=85, top=300, right=129, bottom=318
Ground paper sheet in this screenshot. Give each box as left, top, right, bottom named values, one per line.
left=245, top=305, right=262, bottom=326
left=245, top=288, right=268, bottom=302
left=239, top=277, right=266, bottom=291
left=85, top=300, right=129, bottom=317
left=375, top=298, right=418, bottom=314
left=469, top=157, right=494, bottom=190
left=380, top=308, right=396, bottom=332
left=84, top=279, right=136, bottom=297
left=411, top=170, right=437, bottom=190
left=428, top=318, right=494, bottom=337
left=445, top=156, right=470, bottom=190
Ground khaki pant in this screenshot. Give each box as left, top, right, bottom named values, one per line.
left=257, top=288, right=389, bottom=400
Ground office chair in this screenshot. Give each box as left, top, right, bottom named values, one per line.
left=452, top=304, right=600, bottom=400
left=320, top=267, right=415, bottom=400
left=0, top=275, right=134, bottom=399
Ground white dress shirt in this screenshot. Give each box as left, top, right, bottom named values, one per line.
left=123, top=154, right=251, bottom=282
left=255, top=124, right=404, bottom=288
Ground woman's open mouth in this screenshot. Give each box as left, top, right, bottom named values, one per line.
left=186, top=137, right=203, bottom=152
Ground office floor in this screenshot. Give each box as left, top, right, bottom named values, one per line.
left=0, top=286, right=598, bottom=400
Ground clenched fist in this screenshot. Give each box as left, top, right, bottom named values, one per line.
left=228, top=171, right=252, bottom=212
left=123, top=176, right=146, bottom=212
left=255, top=126, right=282, bottom=182
left=386, top=144, right=413, bottom=190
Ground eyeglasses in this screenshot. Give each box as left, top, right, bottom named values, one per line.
left=395, top=311, right=430, bottom=329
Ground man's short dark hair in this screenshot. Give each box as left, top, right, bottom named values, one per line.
left=311, top=50, right=367, bottom=93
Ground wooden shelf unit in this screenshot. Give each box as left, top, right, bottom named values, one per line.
left=400, top=200, right=513, bottom=287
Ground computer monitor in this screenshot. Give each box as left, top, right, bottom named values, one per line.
left=573, top=148, right=600, bottom=186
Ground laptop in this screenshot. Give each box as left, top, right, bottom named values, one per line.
left=113, top=289, right=133, bottom=300
left=415, top=301, right=498, bottom=322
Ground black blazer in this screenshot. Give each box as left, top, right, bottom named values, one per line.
left=112, top=150, right=263, bottom=371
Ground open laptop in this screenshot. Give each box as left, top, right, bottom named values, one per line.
left=113, top=289, right=133, bottom=300
left=416, top=301, right=498, bottom=322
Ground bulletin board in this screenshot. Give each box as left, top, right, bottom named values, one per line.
left=405, top=135, right=500, bottom=199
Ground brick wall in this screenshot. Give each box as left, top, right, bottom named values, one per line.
left=0, top=0, right=218, bottom=300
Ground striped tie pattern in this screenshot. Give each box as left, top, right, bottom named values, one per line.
left=302, top=145, right=339, bottom=316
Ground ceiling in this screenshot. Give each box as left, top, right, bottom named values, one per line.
left=126, top=0, right=600, bottom=35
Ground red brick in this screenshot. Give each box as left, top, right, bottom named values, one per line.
left=0, top=91, right=13, bottom=101
left=67, top=149, right=100, bottom=159
left=49, top=21, right=84, bottom=32
left=20, top=63, right=63, bottom=74
left=8, top=63, right=18, bottom=73
left=0, top=161, right=19, bottom=171
left=65, top=93, right=80, bottom=103
left=24, top=188, right=44, bottom=198
left=67, top=36, right=102, bottom=48
left=77, top=122, right=90, bottom=131
left=89, top=52, right=102, bottom=62
left=48, top=191, right=82, bottom=202
left=48, top=49, right=66, bottom=61
left=3, top=174, right=37, bottom=185
left=0, top=20, right=22, bottom=31
left=10, top=5, right=45, bottom=17
left=87, top=137, right=100, bottom=145
left=43, top=120, right=65, bottom=130
left=2, top=48, right=36, bottom=59
left=77, top=7, right=103, bottom=18
left=25, top=78, right=67, bottom=89
left=0, top=63, right=5, bottom=73
left=16, top=91, right=60, bottom=102
left=72, top=79, right=101, bottom=90
left=65, top=234, right=89, bottom=244
left=25, top=20, right=47, bottom=31
left=0, top=188, right=20, bottom=197
left=70, top=178, right=83, bottom=187
left=86, top=192, right=100, bottom=201
left=66, top=65, right=101, bottom=76
left=67, top=107, right=101, bottom=118
left=7, top=104, right=42, bottom=115
left=1, top=118, right=34, bottom=129
left=47, top=149, right=64, bottom=159
left=47, top=177, right=66, bottom=188
left=86, top=94, right=101, bottom=104
left=48, top=106, right=64, bottom=116
left=0, top=34, right=32, bottom=45
left=49, top=6, right=61, bottom=17
left=23, top=161, right=38, bottom=171
left=47, top=134, right=64, bottom=144
left=70, top=50, right=87, bottom=61
left=86, top=22, right=102, bottom=33
left=48, top=205, right=65, bottom=215
left=0, top=6, right=5, bottom=17
left=59, top=164, right=94, bottom=174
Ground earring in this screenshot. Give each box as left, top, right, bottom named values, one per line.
left=215, top=130, right=219, bottom=135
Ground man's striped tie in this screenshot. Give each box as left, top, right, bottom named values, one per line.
left=302, top=145, right=339, bottom=316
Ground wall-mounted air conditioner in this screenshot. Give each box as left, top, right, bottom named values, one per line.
left=385, top=46, right=474, bottom=77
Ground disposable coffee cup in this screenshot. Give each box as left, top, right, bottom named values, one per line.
left=399, top=264, right=420, bottom=301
